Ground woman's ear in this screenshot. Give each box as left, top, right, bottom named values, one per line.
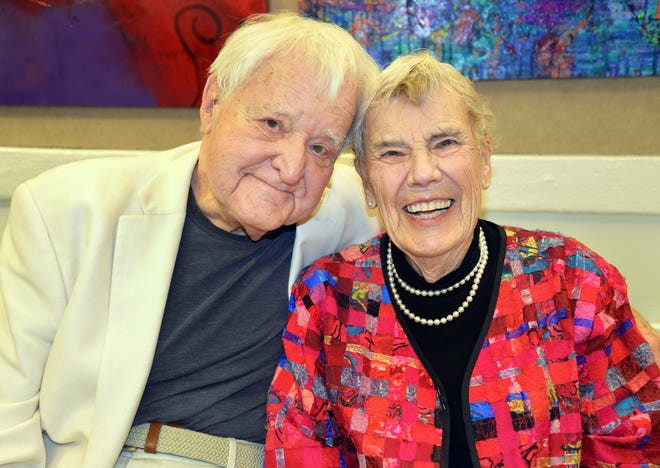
left=354, top=157, right=377, bottom=209
left=200, top=76, right=220, bottom=134
left=480, top=136, right=493, bottom=189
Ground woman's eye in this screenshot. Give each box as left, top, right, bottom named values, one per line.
left=437, top=139, right=457, bottom=149
left=378, top=150, right=404, bottom=159
left=371, top=150, right=408, bottom=164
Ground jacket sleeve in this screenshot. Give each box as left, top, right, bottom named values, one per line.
left=265, top=270, right=356, bottom=467
left=0, top=183, right=67, bottom=467
left=571, top=241, right=660, bottom=465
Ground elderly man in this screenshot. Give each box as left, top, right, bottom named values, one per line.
left=0, top=13, right=379, bottom=467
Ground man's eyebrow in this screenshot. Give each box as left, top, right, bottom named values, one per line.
left=267, top=103, right=290, bottom=116
left=326, top=132, right=346, bottom=151
left=247, top=103, right=346, bottom=150
left=247, top=102, right=289, bottom=117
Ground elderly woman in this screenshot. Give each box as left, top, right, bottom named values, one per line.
left=264, top=51, right=659, bottom=467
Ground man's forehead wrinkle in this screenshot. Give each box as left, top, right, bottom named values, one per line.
left=247, top=101, right=289, bottom=116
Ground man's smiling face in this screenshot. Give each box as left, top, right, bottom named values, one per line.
left=193, top=53, right=357, bottom=240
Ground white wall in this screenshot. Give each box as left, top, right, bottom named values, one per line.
left=483, top=155, right=660, bottom=330
left=1, top=148, right=658, bottom=329
left=486, top=210, right=657, bottom=312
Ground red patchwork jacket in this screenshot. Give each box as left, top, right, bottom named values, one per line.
left=266, top=226, right=659, bottom=467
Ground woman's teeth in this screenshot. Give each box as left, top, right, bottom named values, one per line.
left=404, top=200, right=452, bottom=218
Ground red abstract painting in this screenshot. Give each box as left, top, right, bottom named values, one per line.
left=0, top=0, right=267, bottom=107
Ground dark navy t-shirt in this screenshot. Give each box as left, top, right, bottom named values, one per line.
left=134, top=191, right=295, bottom=443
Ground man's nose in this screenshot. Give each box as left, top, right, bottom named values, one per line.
left=273, top=136, right=306, bottom=186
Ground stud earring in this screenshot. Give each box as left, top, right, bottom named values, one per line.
left=367, top=200, right=376, bottom=208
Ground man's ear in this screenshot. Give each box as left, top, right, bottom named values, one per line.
left=200, top=76, right=220, bottom=134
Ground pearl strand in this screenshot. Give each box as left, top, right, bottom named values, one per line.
left=386, top=228, right=488, bottom=326
left=389, top=228, right=487, bottom=297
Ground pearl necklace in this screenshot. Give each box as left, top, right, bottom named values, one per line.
left=386, top=227, right=488, bottom=326
left=390, top=228, right=487, bottom=297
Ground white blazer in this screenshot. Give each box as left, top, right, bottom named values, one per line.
left=0, top=142, right=380, bottom=467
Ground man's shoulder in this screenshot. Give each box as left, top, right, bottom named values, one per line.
left=27, top=141, right=200, bottom=187
left=13, top=142, right=200, bottom=217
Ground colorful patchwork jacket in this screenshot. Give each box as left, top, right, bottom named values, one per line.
left=265, top=226, right=659, bottom=467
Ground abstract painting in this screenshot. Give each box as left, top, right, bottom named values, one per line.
left=0, top=0, right=267, bottom=107
left=301, top=0, right=660, bottom=80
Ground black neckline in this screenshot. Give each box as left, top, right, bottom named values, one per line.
left=379, top=220, right=506, bottom=467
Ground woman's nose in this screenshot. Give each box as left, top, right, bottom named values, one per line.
left=407, top=147, right=441, bottom=186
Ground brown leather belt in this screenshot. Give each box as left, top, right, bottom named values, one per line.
left=125, top=422, right=264, bottom=467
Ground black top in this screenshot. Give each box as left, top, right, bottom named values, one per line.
left=381, top=220, right=503, bottom=467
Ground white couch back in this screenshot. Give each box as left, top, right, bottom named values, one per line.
left=1, top=147, right=658, bottom=329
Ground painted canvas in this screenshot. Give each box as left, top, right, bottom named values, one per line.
left=0, top=0, right=267, bottom=107
left=301, top=0, right=660, bottom=80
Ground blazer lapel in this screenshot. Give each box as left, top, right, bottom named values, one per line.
left=289, top=155, right=380, bottom=292
left=290, top=199, right=345, bottom=291
left=84, top=145, right=198, bottom=464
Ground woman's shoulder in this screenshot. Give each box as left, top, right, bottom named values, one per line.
left=314, top=234, right=382, bottom=268
left=298, top=234, right=383, bottom=284
left=501, top=224, right=589, bottom=252
left=499, top=223, right=615, bottom=274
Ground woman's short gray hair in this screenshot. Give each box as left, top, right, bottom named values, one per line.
left=353, top=50, right=494, bottom=167
left=209, top=13, right=380, bottom=145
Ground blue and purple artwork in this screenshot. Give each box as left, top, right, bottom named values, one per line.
left=301, top=0, right=659, bottom=80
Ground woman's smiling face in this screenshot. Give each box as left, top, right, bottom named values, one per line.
left=361, top=87, right=492, bottom=281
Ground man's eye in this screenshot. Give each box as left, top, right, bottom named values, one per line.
left=263, top=119, right=280, bottom=130
left=311, top=144, right=328, bottom=155
left=310, top=145, right=337, bottom=167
